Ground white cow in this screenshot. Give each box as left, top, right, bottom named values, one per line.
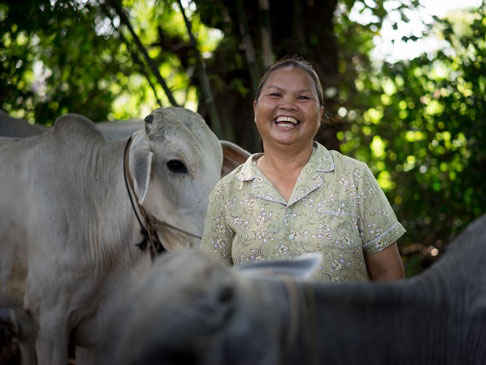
left=0, top=107, right=248, bottom=365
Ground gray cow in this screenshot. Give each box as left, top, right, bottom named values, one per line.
left=0, top=107, right=247, bottom=365
left=97, top=214, right=486, bottom=365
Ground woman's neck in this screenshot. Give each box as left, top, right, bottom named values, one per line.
left=258, top=142, right=313, bottom=174
left=256, top=142, right=314, bottom=202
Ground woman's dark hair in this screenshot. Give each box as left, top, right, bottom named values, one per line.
left=254, top=55, right=324, bottom=107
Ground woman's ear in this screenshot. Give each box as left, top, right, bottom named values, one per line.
left=318, top=105, right=324, bottom=129
left=253, top=100, right=258, bottom=123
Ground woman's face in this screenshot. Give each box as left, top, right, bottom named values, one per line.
left=253, top=66, right=324, bottom=150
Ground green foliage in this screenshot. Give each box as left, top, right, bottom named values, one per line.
left=339, top=5, right=486, bottom=274
left=1, top=0, right=126, bottom=123
left=0, top=0, right=219, bottom=123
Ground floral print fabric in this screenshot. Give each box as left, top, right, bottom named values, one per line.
left=200, top=142, right=406, bottom=282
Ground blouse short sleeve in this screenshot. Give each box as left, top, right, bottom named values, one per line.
left=357, top=163, right=406, bottom=255
left=199, top=180, right=234, bottom=266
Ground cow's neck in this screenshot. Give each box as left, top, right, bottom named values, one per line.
left=284, top=219, right=486, bottom=365
left=285, top=264, right=458, bottom=365
left=71, top=139, right=152, bottom=345
left=87, top=139, right=151, bottom=269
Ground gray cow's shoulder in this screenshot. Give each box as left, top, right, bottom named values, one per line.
left=419, top=214, right=486, bottom=285
left=445, top=214, right=486, bottom=254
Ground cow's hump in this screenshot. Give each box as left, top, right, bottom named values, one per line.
left=52, top=113, right=103, bottom=140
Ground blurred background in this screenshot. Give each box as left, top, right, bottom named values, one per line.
left=0, top=0, right=484, bottom=276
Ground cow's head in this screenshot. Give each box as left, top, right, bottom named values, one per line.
left=128, top=107, right=248, bottom=251
left=97, top=250, right=321, bottom=365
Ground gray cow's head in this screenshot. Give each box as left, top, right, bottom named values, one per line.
left=128, top=107, right=224, bottom=250
left=97, top=250, right=321, bottom=365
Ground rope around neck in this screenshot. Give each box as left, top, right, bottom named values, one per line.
left=123, top=136, right=164, bottom=257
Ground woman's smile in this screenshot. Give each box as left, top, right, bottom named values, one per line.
left=274, top=116, right=301, bottom=129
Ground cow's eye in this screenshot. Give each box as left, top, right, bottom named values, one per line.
left=167, top=160, right=188, bottom=174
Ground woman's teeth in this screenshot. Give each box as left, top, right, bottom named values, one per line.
left=276, top=122, right=296, bottom=129
left=275, top=116, right=299, bottom=128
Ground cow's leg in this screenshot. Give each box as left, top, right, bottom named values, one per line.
left=26, top=285, right=70, bottom=365
left=19, top=343, right=37, bottom=365
left=76, top=346, right=95, bottom=365
left=14, top=307, right=36, bottom=365
left=35, top=311, right=69, bottom=365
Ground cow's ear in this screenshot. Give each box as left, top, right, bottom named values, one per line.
left=233, top=253, right=322, bottom=280
left=220, top=140, right=251, bottom=177
left=132, top=146, right=153, bottom=204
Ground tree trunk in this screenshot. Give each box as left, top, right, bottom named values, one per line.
left=196, top=0, right=341, bottom=152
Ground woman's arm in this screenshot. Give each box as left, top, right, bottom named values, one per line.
left=365, top=242, right=405, bottom=281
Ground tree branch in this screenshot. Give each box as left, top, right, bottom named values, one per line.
left=177, top=0, right=225, bottom=139
left=108, top=0, right=178, bottom=106
left=258, top=0, right=273, bottom=69
left=234, top=0, right=260, bottom=93
left=99, top=1, right=162, bottom=107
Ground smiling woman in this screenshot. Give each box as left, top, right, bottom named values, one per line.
left=200, top=56, right=406, bottom=282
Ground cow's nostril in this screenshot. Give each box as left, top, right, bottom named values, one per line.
left=218, top=286, right=233, bottom=303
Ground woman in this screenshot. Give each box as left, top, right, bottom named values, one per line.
left=200, top=56, right=405, bottom=282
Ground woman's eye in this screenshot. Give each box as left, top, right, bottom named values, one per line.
left=167, top=160, right=188, bottom=174
left=269, top=93, right=281, bottom=97
left=298, top=95, right=311, bottom=100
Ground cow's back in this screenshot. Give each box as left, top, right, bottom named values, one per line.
left=0, top=110, right=46, bottom=137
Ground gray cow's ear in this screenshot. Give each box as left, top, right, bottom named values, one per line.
left=233, top=253, right=322, bottom=280
left=132, top=146, right=153, bottom=205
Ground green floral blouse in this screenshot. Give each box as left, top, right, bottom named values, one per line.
left=200, top=142, right=406, bottom=282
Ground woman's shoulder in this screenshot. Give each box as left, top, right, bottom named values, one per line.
left=211, top=158, right=251, bottom=195
left=314, top=143, right=368, bottom=173
left=325, top=149, right=377, bottom=185
left=220, top=163, right=245, bottom=184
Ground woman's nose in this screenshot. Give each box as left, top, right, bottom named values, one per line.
left=278, top=98, right=297, bottom=111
